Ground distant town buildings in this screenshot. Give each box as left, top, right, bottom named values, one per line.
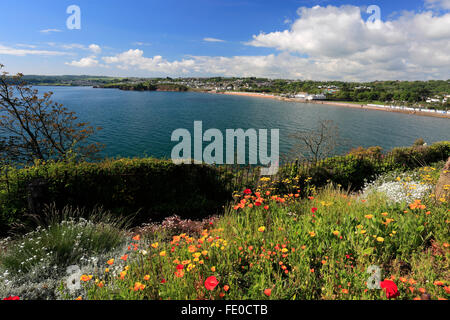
left=426, top=94, right=449, bottom=104
left=306, top=93, right=327, bottom=100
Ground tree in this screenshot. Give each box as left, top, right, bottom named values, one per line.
left=0, top=64, right=102, bottom=164
left=368, top=91, right=379, bottom=101
left=357, top=91, right=369, bottom=101
left=444, top=99, right=450, bottom=111
left=289, top=120, right=342, bottom=162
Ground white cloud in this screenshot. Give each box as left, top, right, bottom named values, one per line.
left=247, top=6, right=405, bottom=57
left=65, top=56, right=101, bottom=68
left=103, top=49, right=195, bottom=73
left=425, top=0, right=450, bottom=10
left=203, top=37, right=226, bottom=42
left=243, top=5, right=450, bottom=80
left=100, top=50, right=355, bottom=79
left=40, top=29, right=62, bottom=33
left=87, top=4, right=450, bottom=80
left=133, top=42, right=151, bottom=46
left=45, top=43, right=102, bottom=53
left=89, top=44, right=102, bottom=54
left=0, top=45, right=69, bottom=56
left=100, top=48, right=449, bottom=82
left=16, top=44, right=37, bottom=49
left=61, top=43, right=86, bottom=50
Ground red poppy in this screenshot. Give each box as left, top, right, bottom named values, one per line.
left=264, top=289, right=272, bottom=297
left=380, top=280, right=400, bottom=299
left=2, top=296, right=20, bottom=300
left=132, top=234, right=141, bottom=241
left=311, top=207, right=318, bottom=213
left=176, top=264, right=184, bottom=270
left=243, top=189, right=252, bottom=195
left=205, top=276, right=219, bottom=291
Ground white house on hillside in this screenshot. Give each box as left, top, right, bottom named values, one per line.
left=306, top=93, right=327, bottom=100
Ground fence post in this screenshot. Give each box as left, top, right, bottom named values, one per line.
left=4, top=167, right=10, bottom=194
left=27, top=177, right=49, bottom=216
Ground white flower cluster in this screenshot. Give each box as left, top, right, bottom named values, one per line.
left=0, top=215, right=126, bottom=300
left=360, top=171, right=433, bottom=204
left=0, top=243, right=129, bottom=300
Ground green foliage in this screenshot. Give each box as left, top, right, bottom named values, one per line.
left=390, top=141, right=450, bottom=169
left=413, top=138, right=425, bottom=146
left=0, top=205, right=126, bottom=276
left=0, top=158, right=232, bottom=234
left=1, top=66, right=103, bottom=163
left=100, top=82, right=188, bottom=91
left=348, top=146, right=383, bottom=158
left=325, top=80, right=450, bottom=110
left=277, top=141, right=450, bottom=193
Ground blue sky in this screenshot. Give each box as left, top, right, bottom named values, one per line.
left=1, top=0, right=449, bottom=80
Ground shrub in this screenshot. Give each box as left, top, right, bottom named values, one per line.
left=348, top=146, right=383, bottom=158
left=279, top=141, right=450, bottom=192
left=0, top=158, right=233, bottom=234
left=390, top=141, right=450, bottom=169
left=413, top=138, right=425, bottom=146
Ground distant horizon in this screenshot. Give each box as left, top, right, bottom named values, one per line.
left=16, top=74, right=450, bottom=83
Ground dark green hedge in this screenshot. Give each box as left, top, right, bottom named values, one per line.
left=0, top=158, right=232, bottom=234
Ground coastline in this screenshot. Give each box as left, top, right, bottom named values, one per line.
left=211, top=91, right=450, bottom=119
left=33, top=85, right=449, bottom=119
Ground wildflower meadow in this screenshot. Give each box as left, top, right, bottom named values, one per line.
left=2, top=163, right=447, bottom=300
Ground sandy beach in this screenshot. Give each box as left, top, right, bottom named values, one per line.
left=211, top=91, right=450, bottom=119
